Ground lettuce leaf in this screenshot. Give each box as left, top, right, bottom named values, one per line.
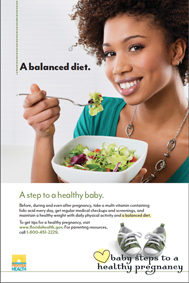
left=88, top=92, right=103, bottom=116
left=69, top=144, right=88, bottom=157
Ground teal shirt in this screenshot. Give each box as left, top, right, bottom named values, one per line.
left=74, top=97, right=189, bottom=183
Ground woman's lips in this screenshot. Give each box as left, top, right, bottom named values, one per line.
left=117, top=78, right=143, bottom=96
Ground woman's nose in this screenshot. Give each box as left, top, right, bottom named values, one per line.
left=113, top=55, right=133, bottom=75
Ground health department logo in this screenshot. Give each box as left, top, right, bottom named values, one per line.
left=12, top=255, right=26, bottom=271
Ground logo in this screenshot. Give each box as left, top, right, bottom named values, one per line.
left=12, top=255, right=26, bottom=271
left=93, top=249, right=110, bottom=263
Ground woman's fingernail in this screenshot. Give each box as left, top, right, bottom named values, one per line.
left=42, top=90, right=46, bottom=96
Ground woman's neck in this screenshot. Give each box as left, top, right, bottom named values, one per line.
left=134, top=79, right=188, bottom=132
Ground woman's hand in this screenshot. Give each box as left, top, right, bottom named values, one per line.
left=130, top=168, right=147, bottom=183
left=23, top=84, right=60, bottom=137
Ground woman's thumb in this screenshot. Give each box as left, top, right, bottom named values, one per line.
left=30, top=83, right=41, bottom=93
left=130, top=168, right=147, bottom=183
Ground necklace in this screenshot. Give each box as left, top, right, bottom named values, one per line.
left=125, top=105, right=189, bottom=183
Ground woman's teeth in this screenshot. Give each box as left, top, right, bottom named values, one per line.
left=120, top=79, right=140, bottom=90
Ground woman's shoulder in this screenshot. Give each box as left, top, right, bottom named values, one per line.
left=91, top=96, right=126, bottom=120
left=83, top=96, right=125, bottom=118
left=74, top=96, right=126, bottom=137
left=97, top=96, right=126, bottom=117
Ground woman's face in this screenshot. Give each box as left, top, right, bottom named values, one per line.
left=103, top=14, right=173, bottom=105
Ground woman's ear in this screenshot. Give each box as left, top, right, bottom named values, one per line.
left=171, top=39, right=186, bottom=66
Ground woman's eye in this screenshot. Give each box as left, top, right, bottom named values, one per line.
left=104, top=51, right=115, bottom=58
left=129, top=45, right=144, bottom=52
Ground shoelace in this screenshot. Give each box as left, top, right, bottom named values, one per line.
left=145, top=232, right=166, bottom=247
left=119, top=232, right=142, bottom=247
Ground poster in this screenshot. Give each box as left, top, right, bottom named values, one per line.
left=1, top=0, right=189, bottom=282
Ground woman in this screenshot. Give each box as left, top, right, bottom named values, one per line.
left=23, top=0, right=188, bottom=183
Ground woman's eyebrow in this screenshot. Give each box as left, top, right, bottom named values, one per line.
left=102, top=35, right=146, bottom=47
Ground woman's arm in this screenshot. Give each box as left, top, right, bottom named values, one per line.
left=31, top=135, right=59, bottom=183
left=23, top=84, right=60, bottom=183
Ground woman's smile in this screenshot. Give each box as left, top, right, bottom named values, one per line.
left=116, top=77, right=143, bottom=96
left=103, top=14, right=173, bottom=104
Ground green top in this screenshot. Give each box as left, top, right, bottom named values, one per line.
left=73, top=97, right=189, bottom=183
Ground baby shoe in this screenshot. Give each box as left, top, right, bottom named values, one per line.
left=118, top=223, right=142, bottom=256
left=143, top=223, right=166, bottom=257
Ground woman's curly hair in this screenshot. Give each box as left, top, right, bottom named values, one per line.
left=71, top=0, right=188, bottom=85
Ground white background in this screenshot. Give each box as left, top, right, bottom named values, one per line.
left=1, top=0, right=188, bottom=182
left=1, top=183, right=189, bottom=282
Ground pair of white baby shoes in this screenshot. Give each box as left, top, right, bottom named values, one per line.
left=118, top=223, right=166, bottom=257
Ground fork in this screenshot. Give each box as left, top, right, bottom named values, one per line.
left=16, top=93, right=93, bottom=107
